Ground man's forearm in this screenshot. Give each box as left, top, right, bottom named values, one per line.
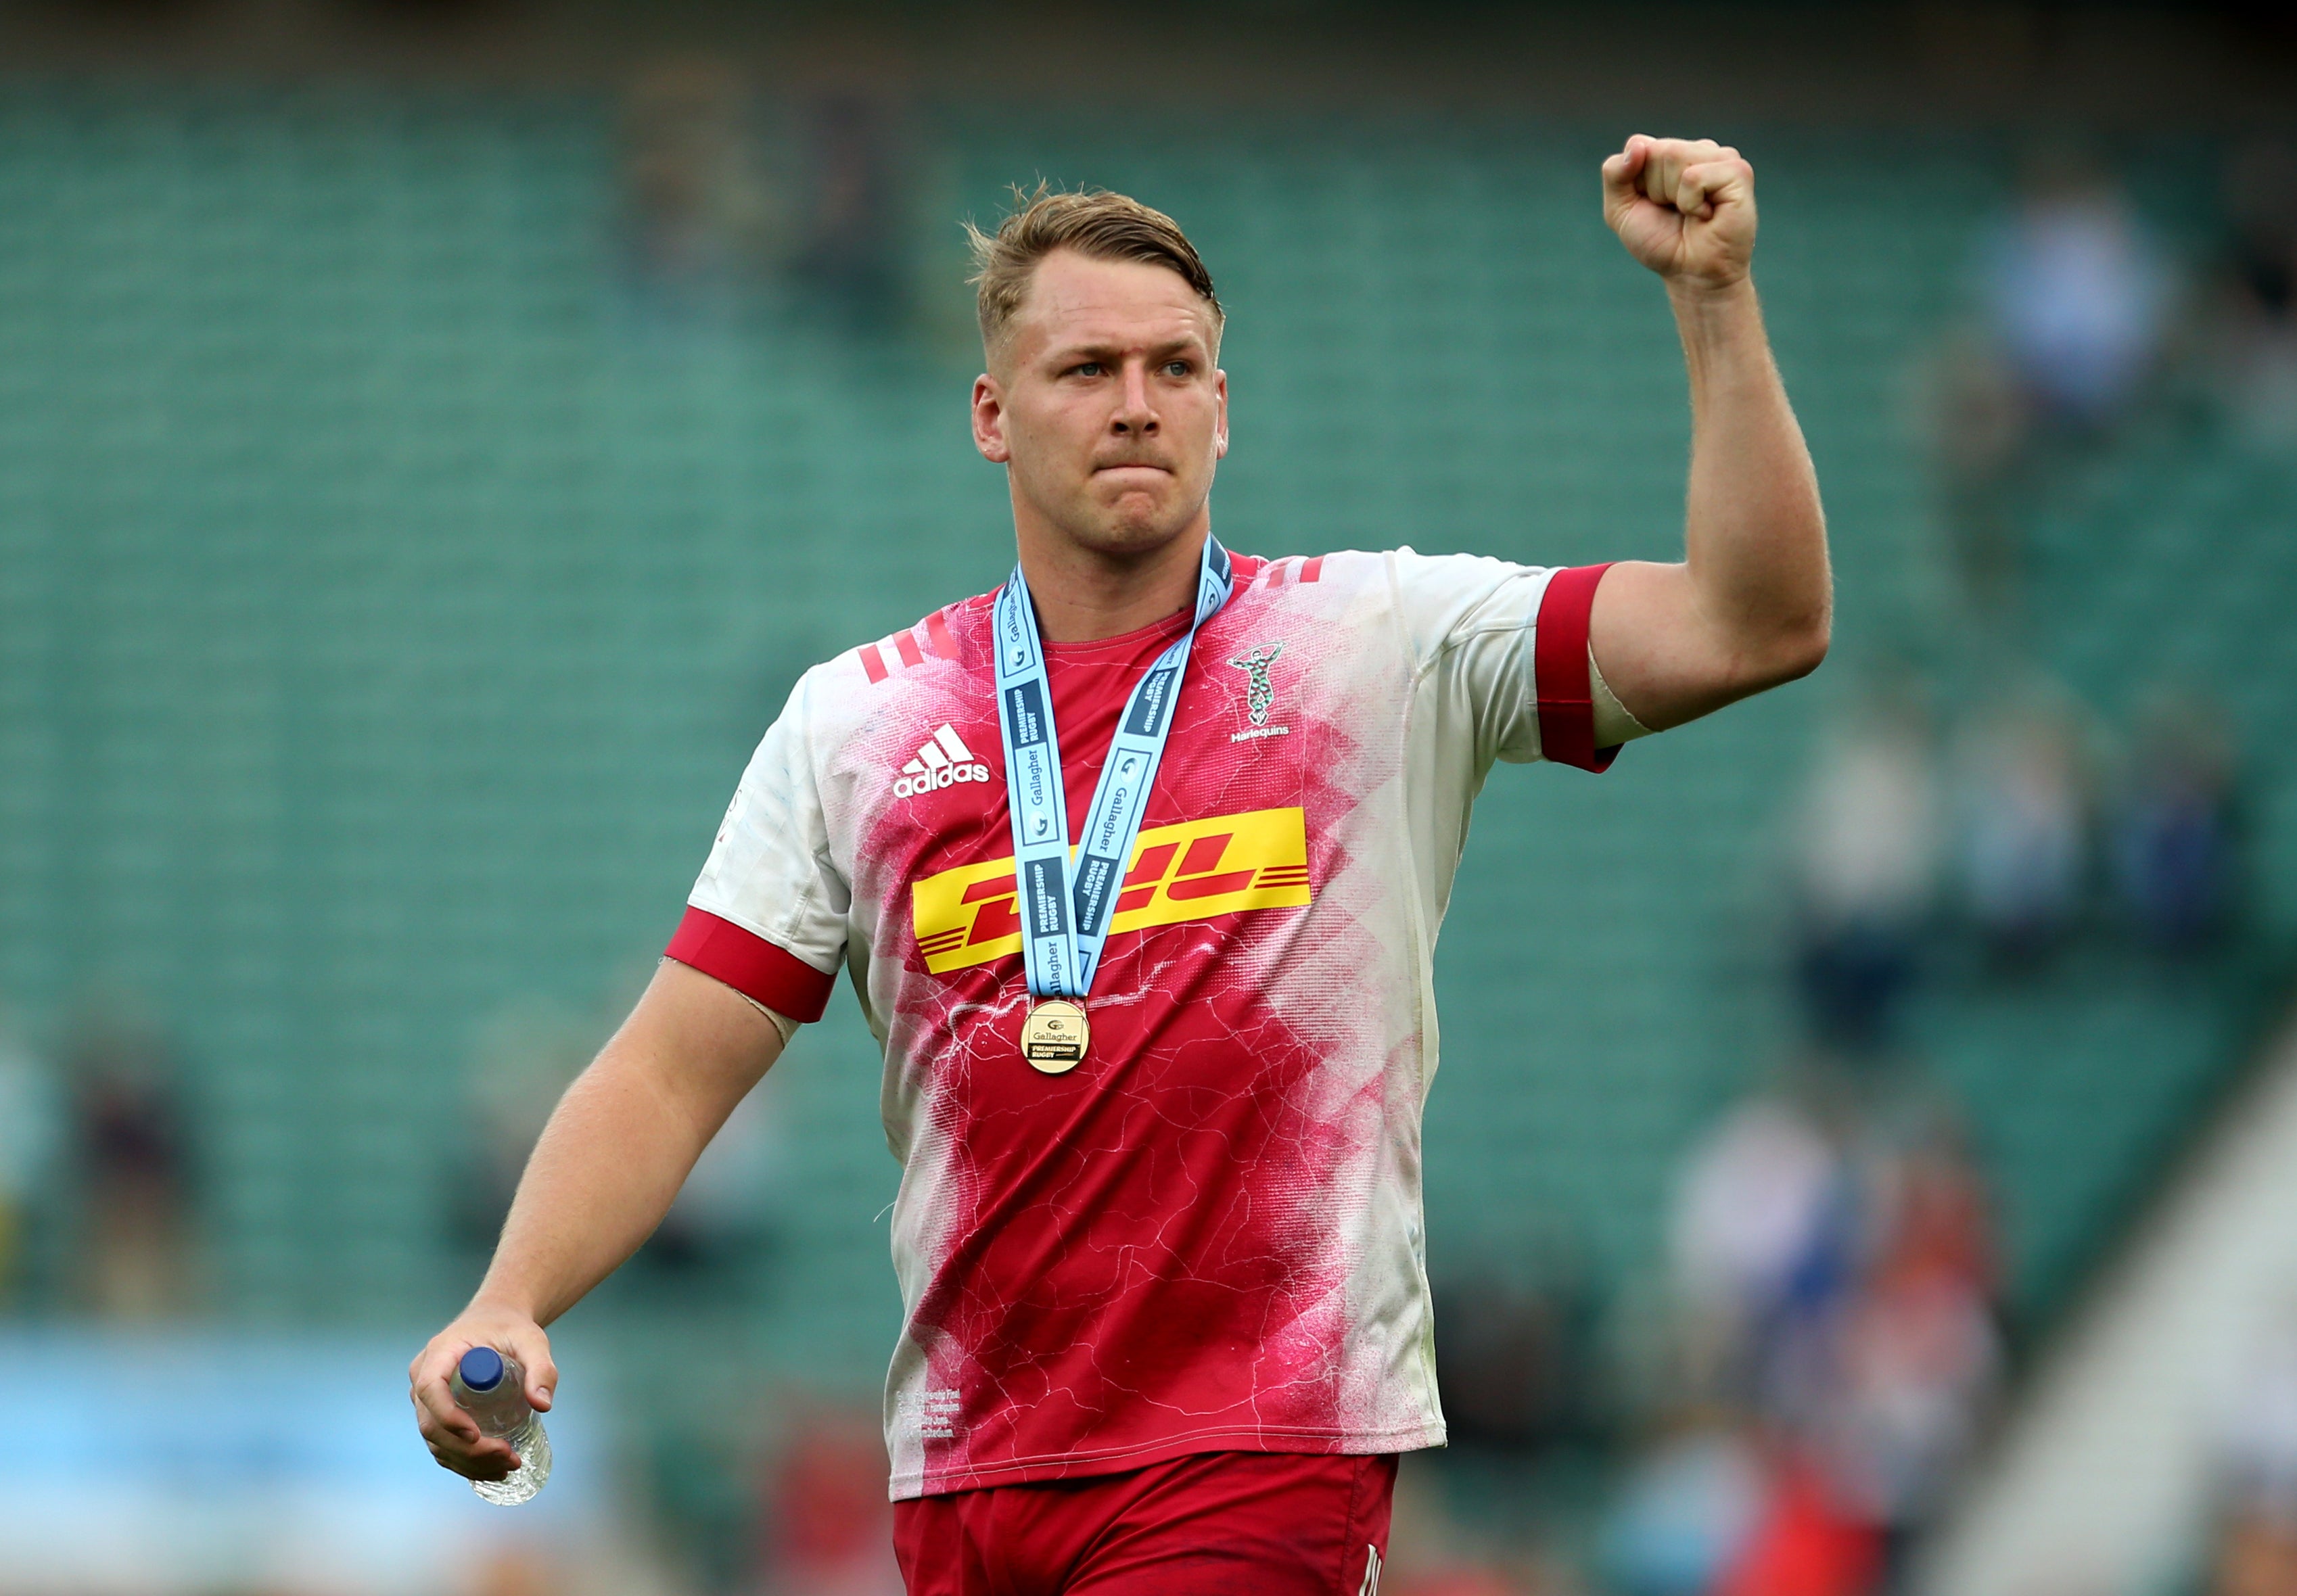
left=469, top=962, right=785, bottom=1327
left=471, top=1050, right=705, bottom=1325
left=1589, top=136, right=1828, bottom=729
left=1673, top=278, right=1830, bottom=674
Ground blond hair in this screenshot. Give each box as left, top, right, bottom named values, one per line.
left=965, top=184, right=1223, bottom=354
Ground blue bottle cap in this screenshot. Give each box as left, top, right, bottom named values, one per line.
left=458, top=1346, right=507, bottom=1392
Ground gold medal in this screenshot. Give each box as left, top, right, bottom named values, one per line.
left=1021, top=999, right=1089, bottom=1074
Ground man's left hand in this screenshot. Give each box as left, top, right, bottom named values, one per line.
left=1602, top=135, right=1757, bottom=293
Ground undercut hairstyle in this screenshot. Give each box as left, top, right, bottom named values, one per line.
left=965, top=184, right=1223, bottom=356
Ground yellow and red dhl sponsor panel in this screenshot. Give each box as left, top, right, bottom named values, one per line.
left=912, top=806, right=1314, bottom=975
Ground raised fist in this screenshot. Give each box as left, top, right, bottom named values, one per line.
left=1602, top=135, right=1757, bottom=292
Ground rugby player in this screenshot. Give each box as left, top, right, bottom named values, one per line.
left=411, top=134, right=1829, bottom=1593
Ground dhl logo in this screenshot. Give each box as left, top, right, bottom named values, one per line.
left=912, top=806, right=1313, bottom=975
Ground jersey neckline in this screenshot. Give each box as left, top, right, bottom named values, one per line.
left=1016, top=553, right=1266, bottom=664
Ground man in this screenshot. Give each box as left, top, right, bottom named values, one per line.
left=411, top=135, right=1828, bottom=1592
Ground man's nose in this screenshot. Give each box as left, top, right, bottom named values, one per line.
left=1111, top=362, right=1158, bottom=434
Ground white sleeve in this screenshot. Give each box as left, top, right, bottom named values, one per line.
left=1386, top=548, right=1558, bottom=768
left=1386, top=548, right=1627, bottom=774
left=666, top=670, right=850, bottom=1023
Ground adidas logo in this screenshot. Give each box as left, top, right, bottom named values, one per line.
left=893, top=724, right=993, bottom=799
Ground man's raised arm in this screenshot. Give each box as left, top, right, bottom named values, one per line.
left=407, top=958, right=787, bottom=1481
left=1585, top=134, right=1831, bottom=733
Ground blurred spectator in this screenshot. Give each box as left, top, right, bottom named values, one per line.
left=1979, top=146, right=2172, bottom=431
left=1671, top=1093, right=1847, bottom=1409
left=1644, top=1082, right=1999, bottom=1596
left=0, top=1011, right=63, bottom=1305
left=620, top=57, right=780, bottom=319
left=2212, top=139, right=2297, bottom=451
left=2112, top=687, right=2240, bottom=954
left=1794, top=682, right=1941, bottom=1054
left=787, top=92, right=914, bottom=331
left=1809, top=1111, right=1999, bottom=1568
left=1924, top=146, right=2172, bottom=619
left=618, top=65, right=915, bottom=335
left=1922, top=329, right=2035, bottom=614
left=1951, top=685, right=2091, bottom=968
left=65, top=1005, right=198, bottom=1317
left=749, top=1405, right=902, bottom=1596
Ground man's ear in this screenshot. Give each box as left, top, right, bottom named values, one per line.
left=1213, top=368, right=1229, bottom=461
left=973, top=373, right=1011, bottom=464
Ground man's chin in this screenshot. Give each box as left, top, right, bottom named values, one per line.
left=1069, top=508, right=1196, bottom=561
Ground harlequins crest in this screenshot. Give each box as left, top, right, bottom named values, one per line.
left=1228, top=642, right=1284, bottom=728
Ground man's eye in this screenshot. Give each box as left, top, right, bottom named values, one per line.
left=1164, top=361, right=1192, bottom=377
left=1071, top=362, right=1103, bottom=377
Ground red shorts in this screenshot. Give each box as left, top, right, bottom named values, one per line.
left=893, top=1450, right=1397, bottom=1596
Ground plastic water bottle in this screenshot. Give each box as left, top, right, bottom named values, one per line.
left=447, top=1345, right=552, bottom=1505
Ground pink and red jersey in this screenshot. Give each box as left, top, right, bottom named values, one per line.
left=667, top=548, right=1615, bottom=1499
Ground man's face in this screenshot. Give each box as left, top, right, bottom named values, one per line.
left=972, top=250, right=1228, bottom=563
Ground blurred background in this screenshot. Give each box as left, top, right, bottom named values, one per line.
left=1, top=2, right=2294, bottom=1592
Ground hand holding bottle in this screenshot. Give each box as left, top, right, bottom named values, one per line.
left=409, top=1305, right=557, bottom=1495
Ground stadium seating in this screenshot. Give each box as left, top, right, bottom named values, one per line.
left=0, top=87, right=2289, bottom=1395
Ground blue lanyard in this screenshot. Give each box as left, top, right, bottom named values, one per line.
left=991, top=535, right=1235, bottom=999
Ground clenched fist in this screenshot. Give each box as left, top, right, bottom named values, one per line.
left=1602, top=135, right=1757, bottom=292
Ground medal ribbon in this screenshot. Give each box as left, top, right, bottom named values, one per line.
left=992, top=534, right=1235, bottom=1000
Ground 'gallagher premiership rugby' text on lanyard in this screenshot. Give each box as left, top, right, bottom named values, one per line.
left=992, top=534, right=1235, bottom=1017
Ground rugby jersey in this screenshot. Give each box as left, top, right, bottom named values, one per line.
left=667, top=548, right=1619, bottom=1499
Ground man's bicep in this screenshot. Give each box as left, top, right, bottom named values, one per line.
left=614, top=958, right=791, bottom=1132
left=1587, top=559, right=1747, bottom=732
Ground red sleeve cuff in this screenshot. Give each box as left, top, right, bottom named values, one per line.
left=1533, top=562, right=1620, bottom=774
left=665, top=907, right=837, bottom=1023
